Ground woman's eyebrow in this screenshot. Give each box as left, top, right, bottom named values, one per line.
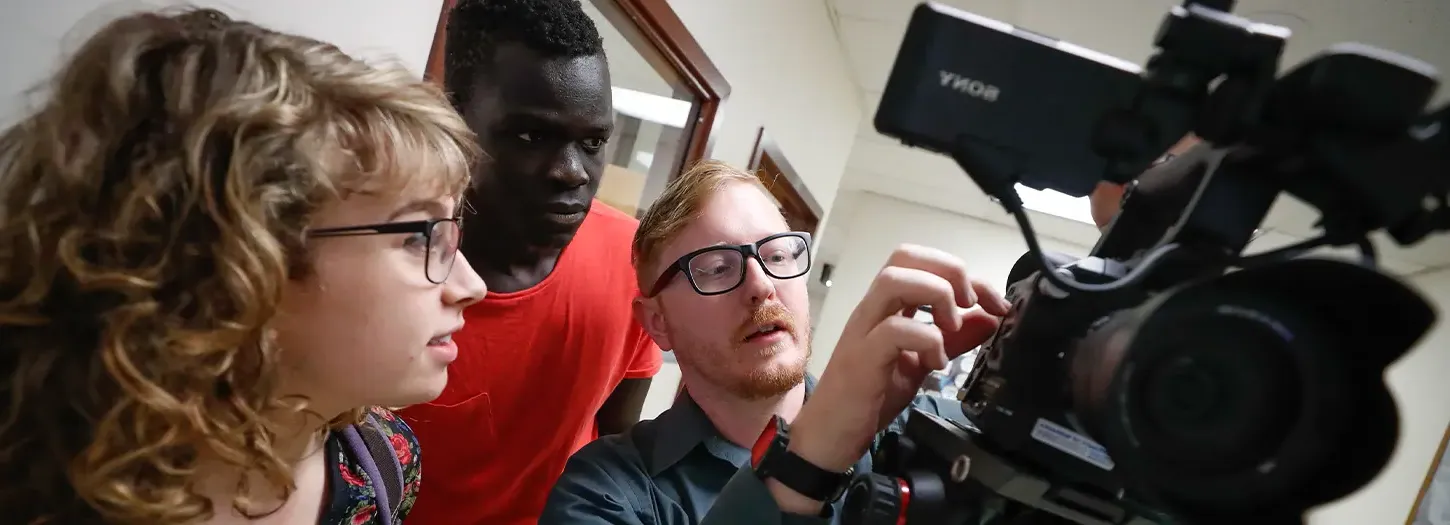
left=387, top=199, right=448, bottom=221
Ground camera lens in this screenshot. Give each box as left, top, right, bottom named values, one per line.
left=1127, top=311, right=1301, bottom=471
left=1070, top=283, right=1347, bottom=514
left=1065, top=258, right=1428, bottom=520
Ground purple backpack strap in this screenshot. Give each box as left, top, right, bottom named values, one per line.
left=342, top=411, right=406, bottom=524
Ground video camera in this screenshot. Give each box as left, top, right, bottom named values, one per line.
left=841, top=2, right=1450, bottom=524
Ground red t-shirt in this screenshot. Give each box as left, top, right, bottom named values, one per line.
left=399, top=201, right=663, bottom=525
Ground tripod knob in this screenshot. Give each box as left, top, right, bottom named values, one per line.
left=841, top=473, right=908, bottom=525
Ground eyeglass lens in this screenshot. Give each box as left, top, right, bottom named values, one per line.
left=426, top=220, right=461, bottom=284
left=687, top=235, right=810, bottom=294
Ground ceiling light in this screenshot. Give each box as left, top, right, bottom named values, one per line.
left=611, top=87, right=692, bottom=128
left=1009, top=184, right=1273, bottom=237
left=635, top=151, right=655, bottom=169
left=1013, top=183, right=1095, bottom=225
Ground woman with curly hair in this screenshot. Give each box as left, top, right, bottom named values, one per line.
left=0, top=8, right=487, bottom=525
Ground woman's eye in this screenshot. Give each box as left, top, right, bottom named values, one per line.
left=404, top=232, right=429, bottom=251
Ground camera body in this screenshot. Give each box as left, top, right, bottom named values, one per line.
left=957, top=255, right=1140, bottom=499
left=843, top=2, right=1450, bottom=524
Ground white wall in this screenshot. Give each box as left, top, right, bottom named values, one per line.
left=0, top=0, right=444, bottom=125
left=665, top=0, right=863, bottom=219
left=1311, top=267, right=1450, bottom=524
left=641, top=357, right=683, bottom=420
left=819, top=190, right=1450, bottom=523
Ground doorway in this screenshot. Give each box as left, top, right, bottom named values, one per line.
left=748, top=127, right=822, bottom=237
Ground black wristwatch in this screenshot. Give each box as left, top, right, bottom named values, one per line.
left=750, top=416, right=856, bottom=504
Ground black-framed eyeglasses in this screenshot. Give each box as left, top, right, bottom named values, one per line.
left=310, top=218, right=462, bottom=284
left=647, top=231, right=813, bottom=297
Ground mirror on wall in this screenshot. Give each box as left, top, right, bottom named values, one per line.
left=580, top=0, right=695, bottom=218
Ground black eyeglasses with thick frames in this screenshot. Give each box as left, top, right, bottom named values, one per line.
left=310, top=218, right=462, bottom=284
left=647, top=232, right=813, bottom=297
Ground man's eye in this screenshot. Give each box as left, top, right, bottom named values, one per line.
left=517, top=132, right=537, bottom=143
left=581, top=138, right=607, bottom=152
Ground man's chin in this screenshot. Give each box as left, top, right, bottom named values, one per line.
left=535, top=218, right=584, bottom=245
left=732, top=357, right=807, bottom=400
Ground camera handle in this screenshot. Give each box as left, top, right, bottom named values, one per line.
left=1091, top=1, right=1287, bottom=185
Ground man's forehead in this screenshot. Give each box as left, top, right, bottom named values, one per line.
left=485, top=44, right=610, bottom=108
left=657, top=184, right=789, bottom=261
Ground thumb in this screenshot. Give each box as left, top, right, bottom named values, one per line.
left=942, top=308, right=1001, bottom=360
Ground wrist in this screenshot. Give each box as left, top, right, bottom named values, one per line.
left=765, top=477, right=829, bottom=516
left=752, top=416, right=857, bottom=516
left=786, top=408, right=865, bottom=473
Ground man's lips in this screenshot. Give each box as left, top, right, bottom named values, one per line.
left=544, top=201, right=588, bottom=215
left=739, top=303, right=796, bottom=342
left=741, top=318, right=794, bottom=343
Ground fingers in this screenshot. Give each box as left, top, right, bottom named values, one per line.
left=866, top=245, right=1013, bottom=325
left=882, top=244, right=976, bottom=307
left=973, top=281, right=1012, bottom=317
left=868, top=266, right=965, bottom=332
left=942, top=309, right=1001, bottom=360
left=866, top=315, right=949, bottom=371
left=883, top=245, right=1011, bottom=316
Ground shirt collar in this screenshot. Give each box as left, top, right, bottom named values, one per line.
left=646, top=374, right=817, bottom=476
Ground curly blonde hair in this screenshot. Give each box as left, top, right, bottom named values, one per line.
left=0, top=8, right=479, bottom=524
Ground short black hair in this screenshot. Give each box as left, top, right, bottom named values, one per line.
left=443, top=0, right=606, bottom=108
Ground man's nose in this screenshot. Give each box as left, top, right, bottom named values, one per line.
left=548, top=148, right=590, bottom=189
left=443, top=252, right=487, bottom=307
left=739, top=259, right=778, bottom=305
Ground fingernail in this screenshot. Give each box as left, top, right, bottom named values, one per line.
left=999, top=297, right=1013, bottom=312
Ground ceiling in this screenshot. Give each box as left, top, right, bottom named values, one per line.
left=824, top=0, right=1450, bottom=276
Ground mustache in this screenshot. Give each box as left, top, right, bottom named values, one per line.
left=736, top=303, right=796, bottom=342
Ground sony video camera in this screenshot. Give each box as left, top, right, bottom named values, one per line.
left=841, top=2, right=1450, bottom=525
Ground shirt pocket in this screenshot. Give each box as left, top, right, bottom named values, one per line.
left=399, top=390, right=497, bottom=469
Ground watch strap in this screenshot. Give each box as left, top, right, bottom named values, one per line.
left=751, top=416, right=855, bottom=503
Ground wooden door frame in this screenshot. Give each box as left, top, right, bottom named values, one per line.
left=423, top=0, right=730, bottom=170
left=748, top=127, right=822, bottom=236
left=1407, top=422, right=1450, bottom=524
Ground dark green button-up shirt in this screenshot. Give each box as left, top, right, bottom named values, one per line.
left=540, top=376, right=966, bottom=524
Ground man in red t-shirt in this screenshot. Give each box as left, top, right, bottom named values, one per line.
left=397, top=1, right=663, bottom=523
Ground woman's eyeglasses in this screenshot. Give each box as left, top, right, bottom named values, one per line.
left=310, top=218, right=462, bottom=284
